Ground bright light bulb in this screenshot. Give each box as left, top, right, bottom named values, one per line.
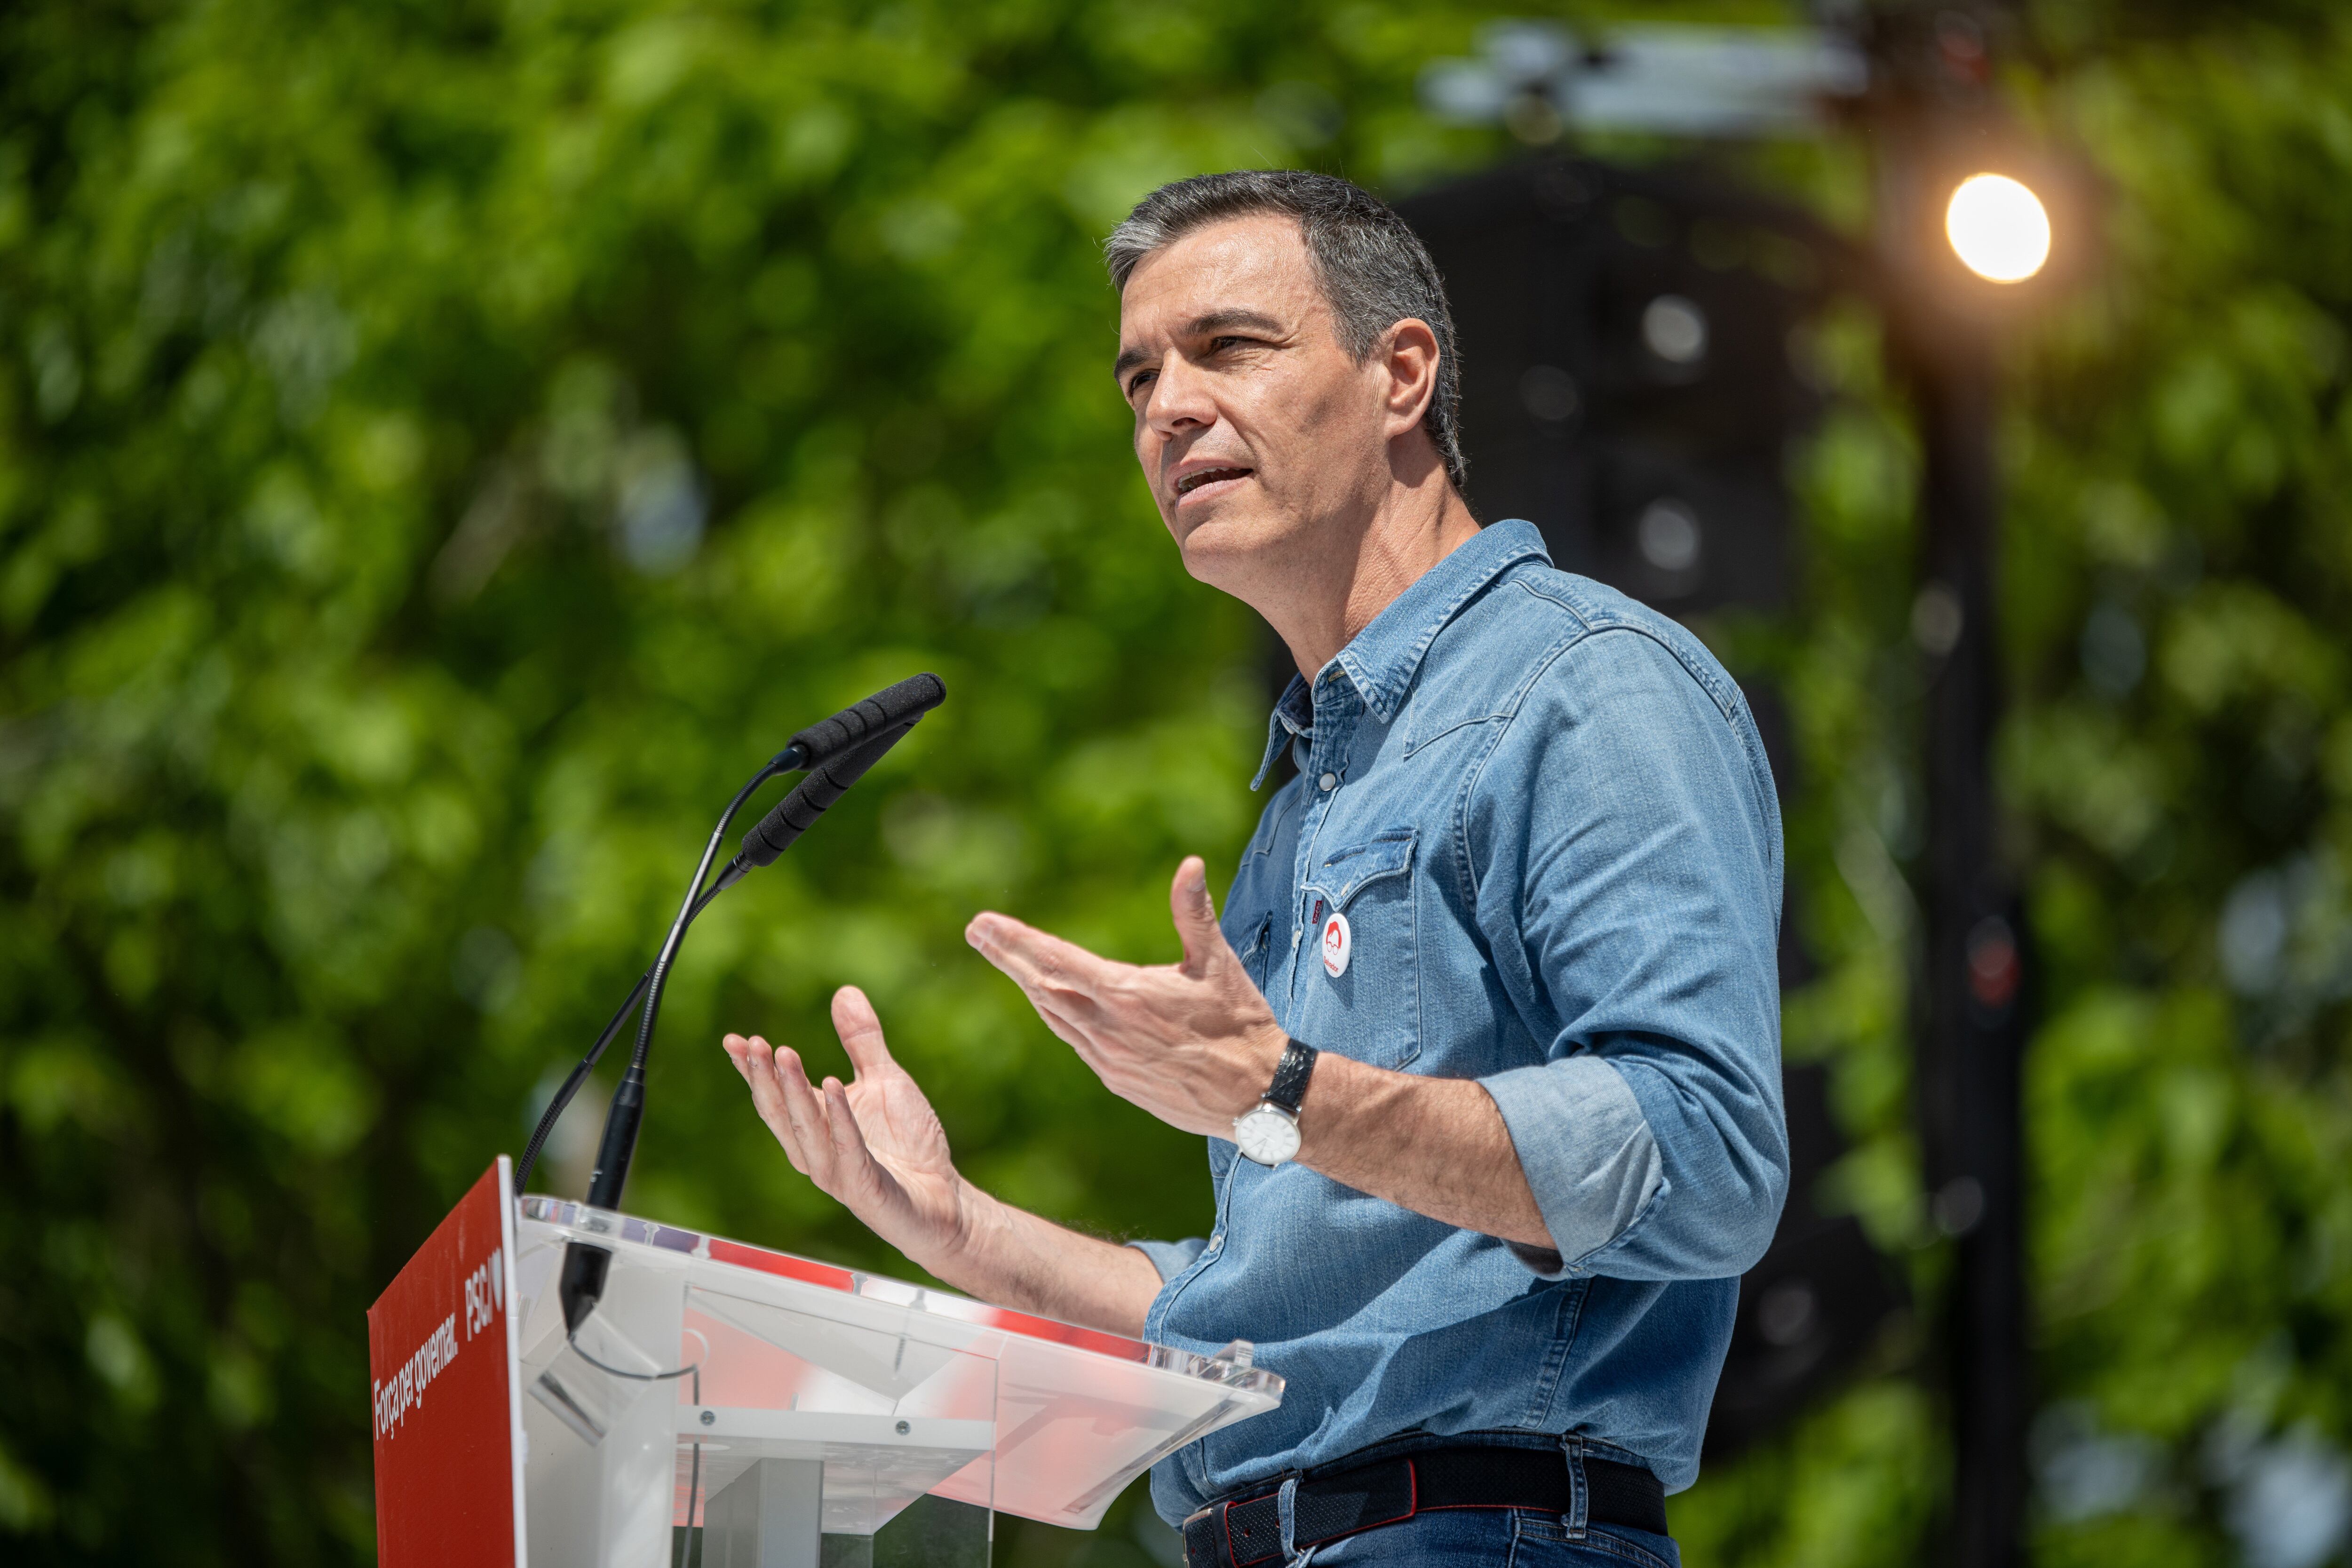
left=1945, top=173, right=2051, bottom=283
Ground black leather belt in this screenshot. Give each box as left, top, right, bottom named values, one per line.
left=1181, top=1445, right=1667, bottom=1567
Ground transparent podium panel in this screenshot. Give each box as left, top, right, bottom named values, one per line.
left=513, top=1199, right=1283, bottom=1566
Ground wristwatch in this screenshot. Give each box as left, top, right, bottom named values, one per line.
left=1232, top=1039, right=1319, bottom=1167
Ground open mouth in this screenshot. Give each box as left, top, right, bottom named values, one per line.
left=1175, top=466, right=1252, bottom=498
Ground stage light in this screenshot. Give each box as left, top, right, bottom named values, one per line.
left=1944, top=173, right=2050, bottom=283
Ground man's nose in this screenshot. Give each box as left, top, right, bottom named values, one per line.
left=1142, top=350, right=1216, bottom=434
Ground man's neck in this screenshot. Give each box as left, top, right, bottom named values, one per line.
left=1265, top=475, right=1481, bottom=683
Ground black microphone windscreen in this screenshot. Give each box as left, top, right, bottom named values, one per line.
left=737, top=718, right=916, bottom=869
left=789, top=673, right=945, bottom=770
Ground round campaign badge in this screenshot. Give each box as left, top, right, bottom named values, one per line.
left=1321, top=911, right=1352, bottom=979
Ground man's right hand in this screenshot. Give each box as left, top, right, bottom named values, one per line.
left=723, top=986, right=972, bottom=1276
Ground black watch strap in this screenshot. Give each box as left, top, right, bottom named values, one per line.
left=1263, top=1039, right=1319, bottom=1115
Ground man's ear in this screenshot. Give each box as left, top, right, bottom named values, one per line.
left=1379, top=317, right=1441, bottom=436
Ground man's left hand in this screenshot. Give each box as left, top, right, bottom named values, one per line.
left=964, top=857, right=1287, bottom=1137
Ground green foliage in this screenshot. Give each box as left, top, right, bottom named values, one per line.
left=4, top=1, right=2351, bottom=1566
left=0, top=1, right=1511, bottom=1559
left=2000, top=17, right=2352, bottom=1560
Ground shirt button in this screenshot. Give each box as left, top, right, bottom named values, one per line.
left=1319, top=772, right=1337, bottom=791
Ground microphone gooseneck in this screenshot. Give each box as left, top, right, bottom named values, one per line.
left=543, top=673, right=946, bottom=1334
left=516, top=771, right=786, bottom=1196
left=516, top=674, right=946, bottom=1194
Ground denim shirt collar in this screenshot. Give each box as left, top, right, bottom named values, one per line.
left=1252, top=520, right=1551, bottom=789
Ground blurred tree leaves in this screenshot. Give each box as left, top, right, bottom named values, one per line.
left=5, top=2, right=2352, bottom=1566
left=1999, top=14, right=2352, bottom=1565
left=0, top=0, right=1497, bottom=1559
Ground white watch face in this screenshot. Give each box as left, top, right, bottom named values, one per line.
left=1232, top=1103, right=1302, bottom=1166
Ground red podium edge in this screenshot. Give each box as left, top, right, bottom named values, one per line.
left=367, top=1156, right=528, bottom=1568
left=496, top=1157, right=526, bottom=1565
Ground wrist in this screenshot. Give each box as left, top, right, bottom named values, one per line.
left=908, top=1177, right=991, bottom=1281
left=1287, top=1049, right=1362, bottom=1168
left=1230, top=1023, right=1289, bottom=1118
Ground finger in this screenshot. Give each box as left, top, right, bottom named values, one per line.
left=966, top=911, right=1123, bottom=1000
left=735, top=1037, right=812, bottom=1174
left=820, top=1076, right=890, bottom=1199
left=1028, top=995, right=1104, bottom=1059
left=831, top=986, right=897, bottom=1080
left=1168, top=855, right=1229, bottom=979
left=725, top=1033, right=776, bottom=1109
left=1031, top=1000, right=1146, bottom=1105
left=733, top=1034, right=788, bottom=1110
left=723, top=1032, right=771, bottom=1082
left=996, top=964, right=1115, bottom=1044
left=772, top=1045, right=841, bottom=1183
left=977, top=955, right=1116, bottom=1063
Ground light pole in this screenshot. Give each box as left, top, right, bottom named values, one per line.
left=1869, top=12, right=2061, bottom=1561
left=1904, top=303, right=2031, bottom=1568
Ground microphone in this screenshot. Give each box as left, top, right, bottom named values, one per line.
left=779, top=671, right=945, bottom=775
left=706, top=715, right=929, bottom=894
left=546, top=674, right=946, bottom=1335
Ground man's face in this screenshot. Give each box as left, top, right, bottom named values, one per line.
left=1114, top=215, right=1399, bottom=590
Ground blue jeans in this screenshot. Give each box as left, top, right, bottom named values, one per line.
left=1298, top=1510, right=1680, bottom=1568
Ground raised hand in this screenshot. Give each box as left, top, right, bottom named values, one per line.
left=963, top=856, right=1555, bottom=1251
left=722, top=986, right=973, bottom=1273
left=963, top=855, right=1288, bottom=1137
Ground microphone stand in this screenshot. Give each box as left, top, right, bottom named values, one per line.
left=554, top=748, right=800, bottom=1331
left=516, top=671, right=943, bottom=1203
left=543, top=679, right=942, bottom=1334
left=514, top=758, right=791, bottom=1196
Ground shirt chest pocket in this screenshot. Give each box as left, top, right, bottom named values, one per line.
left=1298, top=829, right=1420, bottom=1070
left=1233, top=911, right=1275, bottom=993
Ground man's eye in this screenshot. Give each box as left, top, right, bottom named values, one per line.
left=1127, top=371, right=1156, bottom=398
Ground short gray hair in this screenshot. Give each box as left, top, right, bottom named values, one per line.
left=1105, top=170, right=1468, bottom=491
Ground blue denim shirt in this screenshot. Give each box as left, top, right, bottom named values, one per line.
left=1132, top=520, right=1788, bottom=1522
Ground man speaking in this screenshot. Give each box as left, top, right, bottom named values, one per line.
left=721, top=171, right=1787, bottom=1568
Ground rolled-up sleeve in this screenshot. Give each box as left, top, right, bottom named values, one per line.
left=1471, top=626, right=1788, bottom=1281
left=1483, top=1055, right=1663, bottom=1276
left=1128, top=1237, right=1208, bottom=1282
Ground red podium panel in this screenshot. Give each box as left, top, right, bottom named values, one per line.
left=370, top=1167, right=1281, bottom=1565
left=369, top=1157, right=526, bottom=1568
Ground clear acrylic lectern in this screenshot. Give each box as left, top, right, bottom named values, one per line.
left=510, top=1196, right=1284, bottom=1566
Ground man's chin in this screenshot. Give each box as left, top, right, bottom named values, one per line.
left=1174, top=509, right=1289, bottom=590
